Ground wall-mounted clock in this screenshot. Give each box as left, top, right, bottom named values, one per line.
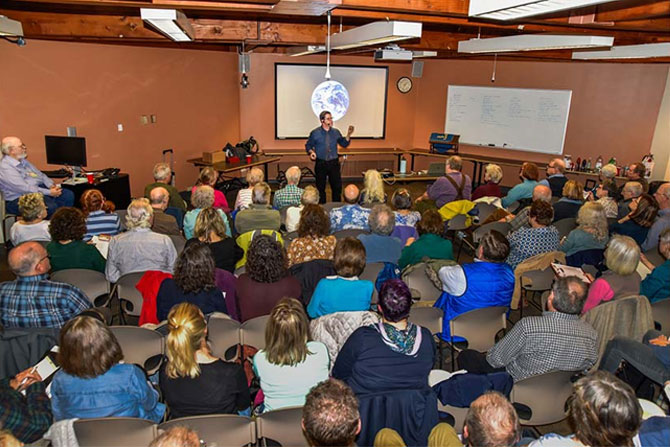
left=397, top=76, right=413, bottom=94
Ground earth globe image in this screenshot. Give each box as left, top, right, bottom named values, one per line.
left=311, top=80, right=350, bottom=121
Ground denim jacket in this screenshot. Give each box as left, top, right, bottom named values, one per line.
left=51, top=363, right=165, bottom=422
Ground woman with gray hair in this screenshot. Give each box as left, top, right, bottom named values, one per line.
left=9, top=192, right=51, bottom=245
left=285, top=185, right=319, bottom=233
left=183, top=185, right=231, bottom=239
left=234, top=167, right=264, bottom=211
left=471, top=163, right=503, bottom=200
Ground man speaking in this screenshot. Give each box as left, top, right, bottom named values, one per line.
left=305, top=111, right=354, bottom=203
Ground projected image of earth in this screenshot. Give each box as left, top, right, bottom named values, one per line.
left=311, top=80, right=350, bottom=121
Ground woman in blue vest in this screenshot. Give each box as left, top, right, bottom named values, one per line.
left=433, top=230, right=515, bottom=341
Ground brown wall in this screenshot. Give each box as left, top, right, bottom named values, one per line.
left=0, top=40, right=241, bottom=196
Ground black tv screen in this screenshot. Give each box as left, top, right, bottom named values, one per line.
left=45, top=136, right=87, bottom=167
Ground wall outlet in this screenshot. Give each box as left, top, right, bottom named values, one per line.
left=117, top=124, right=123, bottom=132
left=67, top=126, right=77, bottom=136
left=141, top=115, right=149, bottom=125
left=150, top=114, right=157, bottom=124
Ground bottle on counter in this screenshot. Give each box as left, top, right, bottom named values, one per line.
left=642, top=154, right=655, bottom=179
left=575, top=157, right=582, bottom=172
left=595, top=156, right=603, bottom=171
left=581, top=159, right=588, bottom=172
left=564, top=155, right=573, bottom=171
left=586, top=158, right=592, bottom=171
left=608, top=157, right=617, bottom=166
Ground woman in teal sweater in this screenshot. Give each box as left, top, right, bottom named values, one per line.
left=47, top=207, right=106, bottom=273
left=559, top=202, right=609, bottom=257
left=640, top=228, right=670, bottom=303
left=398, top=209, right=453, bottom=270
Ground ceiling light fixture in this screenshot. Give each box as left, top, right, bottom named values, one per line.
left=140, top=8, right=194, bottom=42
left=458, top=34, right=613, bottom=53
left=330, top=21, right=422, bottom=51
left=288, top=45, right=326, bottom=56
left=468, top=0, right=620, bottom=21
left=412, top=51, right=438, bottom=58
left=572, top=42, right=670, bottom=60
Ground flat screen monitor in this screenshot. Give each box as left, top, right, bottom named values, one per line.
left=45, top=136, right=87, bottom=167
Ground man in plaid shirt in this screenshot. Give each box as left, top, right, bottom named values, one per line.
left=273, top=166, right=304, bottom=209
left=0, top=367, right=52, bottom=443
left=503, top=184, right=552, bottom=232
left=457, top=276, right=598, bottom=381
left=0, top=241, right=90, bottom=328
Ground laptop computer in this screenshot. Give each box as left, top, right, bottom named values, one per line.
left=427, top=162, right=445, bottom=176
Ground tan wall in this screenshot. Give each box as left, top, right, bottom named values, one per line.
left=0, top=40, right=241, bottom=196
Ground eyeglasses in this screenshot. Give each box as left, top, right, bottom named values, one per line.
left=12, top=144, right=27, bottom=150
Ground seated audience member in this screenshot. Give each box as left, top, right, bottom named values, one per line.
left=0, top=136, right=74, bottom=217
left=528, top=372, right=641, bottom=447
left=159, top=302, right=249, bottom=418
left=0, top=241, right=90, bottom=328
left=610, top=193, right=659, bottom=246
left=640, top=228, right=670, bottom=302
left=622, top=162, right=649, bottom=194
left=253, top=298, right=329, bottom=412
left=236, top=235, right=302, bottom=322
left=192, top=207, right=242, bottom=273
left=192, top=167, right=228, bottom=210
left=235, top=182, right=281, bottom=235
left=642, top=182, right=670, bottom=251
left=618, top=181, right=643, bottom=219
left=9, top=193, right=50, bottom=246
left=273, top=166, right=304, bottom=209
left=149, top=186, right=181, bottom=236
left=0, top=367, right=52, bottom=444
left=502, top=184, right=552, bottom=231
left=105, top=198, right=177, bottom=283
left=51, top=316, right=165, bottom=422
left=184, top=186, right=231, bottom=240
left=552, top=180, right=584, bottom=222
left=501, top=162, right=540, bottom=209
left=144, top=162, right=187, bottom=211
left=471, top=163, right=504, bottom=200
left=559, top=202, right=608, bottom=257
left=286, top=185, right=319, bottom=233
left=149, top=426, right=200, bottom=447
left=600, top=163, right=618, bottom=183
left=398, top=209, right=453, bottom=269
left=47, top=207, right=106, bottom=273
left=332, top=279, right=437, bottom=447
left=330, top=184, right=372, bottom=232
left=359, top=169, right=387, bottom=206
left=434, top=230, right=514, bottom=340
left=307, top=237, right=374, bottom=319
left=589, top=180, right=619, bottom=219
left=80, top=189, right=120, bottom=240
left=506, top=201, right=560, bottom=270
left=391, top=188, right=421, bottom=227
left=287, top=204, right=336, bottom=267
left=462, top=392, right=520, bottom=447
left=357, top=205, right=402, bottom=263
left=539, top=158, right=568, bottom=197
left=582, top=235, right=641, bottom=314
left=234, top=167, right=264, bottom=210
left=302, top=379, right=361, bottom=447
left=156, top=240, right=226, bottom=321
left=416, top=155, right=472, bottom=208
left=599, top=330, right=670, bottom=387
left=458, top=276, right=598, bottom=381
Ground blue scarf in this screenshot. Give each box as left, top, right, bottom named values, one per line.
left=374, top=321, right=422, bottom=356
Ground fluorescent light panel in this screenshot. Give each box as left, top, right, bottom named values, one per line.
left=468, top=0, right=620, bottom=20
left=0, top=15, right=23, bottom=36
left=140, top=8, right=194, bottom=42
left=458, top=34, right=613, bottom=53
left=288, top=45, right=325, bottom=56
left=412, top=51, right=438, bottom=58
left=572, top=42, right=670, bottom=59
left=330, top=21, right=422, bottom=50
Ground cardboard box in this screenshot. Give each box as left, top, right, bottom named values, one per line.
left=202, top=150, right=227, bottom=164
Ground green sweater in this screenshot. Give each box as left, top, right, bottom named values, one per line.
left=559, top=228, right=608, bottom=257
left=143, top=182, right=187, bottom=211
left=398, top=233, right=454, bottom=270
left=640, top=259, right=670, bottom=303
left=47, top=240, right=106, bottom=273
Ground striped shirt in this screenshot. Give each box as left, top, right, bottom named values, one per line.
left=84, top=210, right=121, bottom=241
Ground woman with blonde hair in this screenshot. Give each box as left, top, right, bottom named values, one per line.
left=159, top=302, right=250, bottom=419
left=80, top=189, right=120, bottom=240
left=235, top=167, right=264, bottom=210
left=559, top=202, right=609, bottom=257
left=553, top=180, right=584, bottom=222
left=253, top=298, right=329, bottom=412
left=582, top=235, right=641, bottom=314
left=471, top=164, right=503, bottom=200
left=192, top=167, right=229, bottom=211
left=359, top=169, right=387, bottom=206
left=193, top=207, right=242, bottom=273
left=9, top=193, right=50, bottom=245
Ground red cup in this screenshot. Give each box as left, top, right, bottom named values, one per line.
left=86, top=173, right=94, bottom=184
left=246, top=155, right=252, bottom=164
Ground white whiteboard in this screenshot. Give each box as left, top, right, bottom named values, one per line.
left=445, top=86, right=572, bottom=155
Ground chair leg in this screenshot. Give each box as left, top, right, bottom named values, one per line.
left=450, top=337, right=455, bottom=371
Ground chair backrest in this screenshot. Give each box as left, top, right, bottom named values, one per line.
left=447, top=214, right=469, bottom=231
left=643, top=247, right=665, bottom=268
left=449, top=306, right=507, bottom=352
left=408, top=306, right=443, bottom=336
left=115, top=272, right=146, bottom=317
left=359, top=262, right=384, bottom=304
left=279, top=206, right=290, bottom=226
left=650, top=298, right=670, bottom=335
left=473, top=222, right=511, bottom=244
left=165, top=206, right=184, bottom=230
left=240, top=315, right=270, bottom=350
left=505, top=200, right=520, bottom=213
left=74, top=417, right=157, bottom=447
left=116, top=210, right=128, bottom=231
left=510, top=370, right=575, bottom=426
left=169, top=234, right=186, bottom=255
left=159, top=414, right=256, bottom=447
left=554, top=218, right=577, bottom=240
left=474, top=202, right=498, bottom=223
left=283, top=231, right=299, bottom=247
left=520, top=268, right=554, bottom=292
left=110, top=326, right=164, bottom=375
left=256, top=406, right=309, bottom=447
left=402, top=262, right=442, bottom=302
left=322, top=202, right=344, bottom=213
left=208, top=316, right=241, bottom=359
left=51, top=268, right=110, bottom=304
left=333, top=229, right=369, bottom=240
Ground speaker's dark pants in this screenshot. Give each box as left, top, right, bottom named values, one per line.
left=315, top=158, right=342, bottom=203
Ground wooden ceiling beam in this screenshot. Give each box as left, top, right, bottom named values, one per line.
left=6, top=0, right=275, bottom=13
left=594, top=0, right=670, bottom=22
left=338, top=0, right=468, bottom=15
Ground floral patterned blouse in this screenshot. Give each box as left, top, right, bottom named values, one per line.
left=287, top=235, right=337, bottom=267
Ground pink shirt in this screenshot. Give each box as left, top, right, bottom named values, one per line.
left=581, top=278, right=614, bottom=314
left=191, top=186, right=229, bottom=211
